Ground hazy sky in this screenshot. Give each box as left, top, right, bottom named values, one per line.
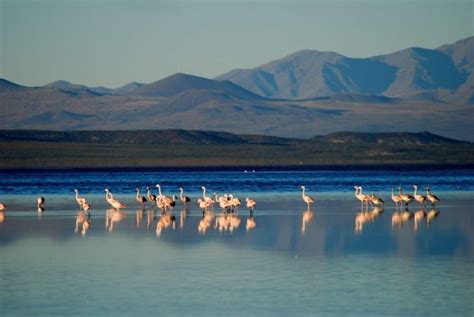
left=1, top=0, right=473, bottom=87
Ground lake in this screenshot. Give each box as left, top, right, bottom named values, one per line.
left=0, top=167, right=473, bottom=316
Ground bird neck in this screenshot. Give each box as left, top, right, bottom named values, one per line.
left=202, top=187, right=207, bottom=198
left=414, top=186, right=418, bottom=196
left=301, top=187, right=305, bottom=197
left=75, top=191, right=79, bottom=199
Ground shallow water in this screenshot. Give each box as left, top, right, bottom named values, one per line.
left=0, top=168, right=473, bottom=316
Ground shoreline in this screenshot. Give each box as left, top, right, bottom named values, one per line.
left=1, top=163, right=474, bottom=171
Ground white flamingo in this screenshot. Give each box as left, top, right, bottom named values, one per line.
left=391, top=187, right=402, bottom=209
left=301, top=186, right=314, bottom=210
left=37, top=196, right=45, bottom=208
left=413, top=185, right=426, bottom=206
left=246, top=198, right=256, bottom=213
left=74, top=189, right=87, bottom=209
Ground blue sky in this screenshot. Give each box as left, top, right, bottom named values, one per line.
left=1, top=0, right=473, bottom=87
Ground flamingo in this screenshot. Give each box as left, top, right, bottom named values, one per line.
left=413, top=185, right=426, bottom=206
left=146, top=187, right=157, bottom=203
left=399, top=187, right=414, bottom=207
left=426, top=187, right=440, bottom=207
left=135, top=188, right=147, bottom=207
left=156, top=185, right=172, bottom=204
left=104, top=189, right=126, bottom=209
left=245, top=198, right=256, bottom=215
left=201, top=186, right=214, bottom=208
left=368, top=192, right=384, bottom=206
left=391, top=187, right=403, bottom=209
left=197, top=198, right=211, bottom=214
left=179, top=187, right=191, bottom=207
left=74, top=189, right=87, bottom=209
left=215, top=193, right=231, bottom=213
left=37, top=196, right=45, bottom=208
left=354, top=186, right=370, bottom=209
left=301, top=186, right=314, bottom=210
left=0, top=203, right=6, bottom=211
left=228, top=194, right=241, bottom=213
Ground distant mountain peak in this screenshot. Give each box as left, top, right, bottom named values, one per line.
left=0, top=78, right=25, bottom=93
left=131, top=72, right=264, bottom=100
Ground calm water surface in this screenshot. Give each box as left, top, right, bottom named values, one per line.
left=0, top=167, right=473, bottom=316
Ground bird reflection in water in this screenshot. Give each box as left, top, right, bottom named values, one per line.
left=414, top=209, right=426, bottom=231
left=355, top=207, right=384, bottom=233
left=301, top=210, right=314, bottom=234
left=427, top=209, right=440, bottom=227
left=179, top=207, right=188, bottom=229
left=75, top=211, right=91, bottom=236
left=198, top=211, right=214, bottom=234
left=105, top=208, right=126, bottom=232
left=215, top=212, right=241, bottom=232
left=147, top=209, right=155, bottom=229
left=246, top=215, right=256, bottom=231
left=136, top=209, right=144, bottom=228
left=392, top=208, right=413, bottom=229
left=156, top=212, right=176, bottom=237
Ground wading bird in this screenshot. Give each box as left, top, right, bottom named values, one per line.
left=104, top=188, right=126, bottom=209
left=74, top=189, right=88, bottom=209
left=301, top=186, right=315, bottom=210
left=413, top=185, right=426, bottom=206
left=368, top=192, right=384, bottom=207
left=354, top=186, right=369, bottom=209
left=399, top=187, right=414, bottom=207
left=179, top=187, right=191, bottom=207
left=37, top=197, right=45, bottom=209
left=426, top=187, right=440, bottom=207
left=201, top=186, right=215, bottom=208
left=135, top=188, right=147, bottom=207
left=246, top=198, right=256, bottom=215
left=391, top=188, right=403, bottom=209
left=146, top=187, right=157, bottom=203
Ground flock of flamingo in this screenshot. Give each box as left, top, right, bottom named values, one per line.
left=352, top=185, right=441, bottom=233
left=0, top=184, right=441, bottom=236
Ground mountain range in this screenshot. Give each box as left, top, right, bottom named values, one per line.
left=1, top=36, right=473, bottom=141
left=217, top=36, right=474, bottom=103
